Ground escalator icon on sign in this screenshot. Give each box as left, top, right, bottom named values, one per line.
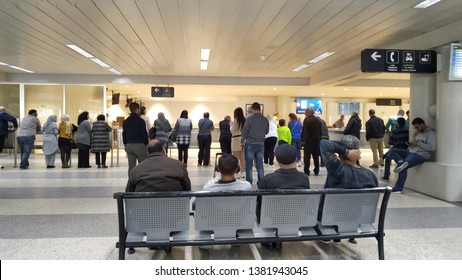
left=386, top=50, right=399, bottom=64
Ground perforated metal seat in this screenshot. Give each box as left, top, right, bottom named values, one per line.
left=125, top=197, right=190, bottom=242
left=319, top=192, right=380, bottom=234
left=194, top=196, right=257, bottom=240
left=259, top=194, right=321, bottom=237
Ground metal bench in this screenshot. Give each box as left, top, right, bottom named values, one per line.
left=114, top=187, right=391, bottom=260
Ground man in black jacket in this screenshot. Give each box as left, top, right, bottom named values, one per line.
left=301, top=108, right=322, bottom=176
left=343, top=111, right=362, bottom=139
left=365, top=109, right=385, bottom=168
left=123, top=102, right=149, bottom=174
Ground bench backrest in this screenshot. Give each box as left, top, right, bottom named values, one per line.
left=125, top=197, right=190, bottom=241
left=320, top=192, right=380, bottom=233
left=194, top=195, right=257, bottom=239
left=260, top=194, right=321, bottom=237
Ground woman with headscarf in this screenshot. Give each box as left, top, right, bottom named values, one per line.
left=91, top=114, right=112, bottom=168
left=75, top=111, right=92, bottom=168
left=42, top=115, right=59, bottom=168
left=154, top=112, right=172, bottom=143
left=58, top=114, right=76, bottom=168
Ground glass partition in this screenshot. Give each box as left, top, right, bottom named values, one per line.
left=0, top=84, right=20, bottom=117
left=24, top=85, right=63, bottom=125
left=65, top=85, right=105, bottom=123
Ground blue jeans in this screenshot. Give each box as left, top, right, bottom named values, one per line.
left=291, top=139, right=302, bottom=161
left=245, top=143, right=264, bottom=185
left=383, top=147, right=408, bottom=178
left=388, top=149, right=428, bottom=191
left=17, top=136, right=35, bottom=169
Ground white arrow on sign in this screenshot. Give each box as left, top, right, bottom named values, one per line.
left=371, top=51, right=382, bottom=61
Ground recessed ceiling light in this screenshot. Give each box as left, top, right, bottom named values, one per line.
left=67, top=44, right=93, bottom=58
left=344, top=88, right=349, bottom=91
left=201, top=49, right=211, bottom=61
left=273, top=88, right=277, bottom=90
left=321, top=93, right=325, bottom=96
left=91, top=58, right=110, bottom=68
left=309, top=52, right=335, bottom=64
left=108, top=68, right=121, bottom=75
left=292, top=63, right=311, bottom=72
left=414, top=0, right=441, bottom=9
left=200, top=61, right=208, bottom=71
left=0, top=61, right=8, bottom=66
left=8, top=65, right=34, bottom=73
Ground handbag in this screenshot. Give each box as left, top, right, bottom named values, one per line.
left=169, top=130, right=178, bottom=143
left=70, top=138, right=78, bottom=149
left=148, top=126, right=156, bottom=139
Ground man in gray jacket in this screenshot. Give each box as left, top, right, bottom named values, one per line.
left=389, top=117, right=436, bottom=193
left=241, top=102, right=269, bottom=185
left=17, top=109, right=41, bottom=170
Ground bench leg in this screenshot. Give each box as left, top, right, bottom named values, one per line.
left=377, top=235, right=385, bottom=260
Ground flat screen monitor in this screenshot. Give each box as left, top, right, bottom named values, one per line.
left=449, top=43, right=462, bottom=80
left=111, top=92, right=120, bottom=105
left=339, top=102, right=360, bottom=115
left=295, top=98, right=322, bottom=114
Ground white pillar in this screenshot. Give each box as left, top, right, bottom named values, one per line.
left=276, top=95, right=291, bottom=120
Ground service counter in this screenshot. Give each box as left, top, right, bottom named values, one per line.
left=327, top=128, right=391, bottom=149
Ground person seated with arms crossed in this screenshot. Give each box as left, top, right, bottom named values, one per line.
left=319, top=135, right=378, bottom=245
left=257, top=144, right=310, bottom=249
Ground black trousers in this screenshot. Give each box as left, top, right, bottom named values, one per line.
left=0, top=135, right=5, bottom=153
left=264, top=137, right=278, bottom=165
left=304, top=141, right=320, bottom=175
left=219, top=134, right=232, bottom=154
left=177, top=144, right=189, bottom=164
left=58, top=138, right=72, bottom=165
left=198, top=134, right=212, bottom=165
left=77, top=144, right=90, bottom=167
left=95, top=152, right=107, bottom=165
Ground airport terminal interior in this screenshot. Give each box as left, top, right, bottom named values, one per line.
left=1, top=0, right=462, bottom=260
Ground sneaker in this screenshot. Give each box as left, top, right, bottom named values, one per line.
left=393, top=162, right=409, bottom=173
left=380, top=176, right=389, bottom=181
left=369, top=164, right=379, bottom=168
left=391, top=189, right=403, bottom=194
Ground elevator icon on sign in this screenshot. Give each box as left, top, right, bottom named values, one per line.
left=386, top=50, right=399, bottom=64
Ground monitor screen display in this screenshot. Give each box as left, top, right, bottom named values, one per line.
left=339, top=102, right=360, bottom=115
left=449, top=43, right=462, bottom=80
left=295, top=98, right=322, bottom=114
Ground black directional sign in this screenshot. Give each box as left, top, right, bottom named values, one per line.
left=361, top=49, right=437, bottom=73
left=151, top=86, right=174, bottom=98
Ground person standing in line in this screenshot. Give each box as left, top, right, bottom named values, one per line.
left=123, top=102, right=149, bottom=174
left=17, top=109, right=41, bottom=170
left=231, top=107, right=246, bottom=178
left=42, top=115, right=59, bottom=168
left=343, top=111, right=362, bottom=140
left=241, top=102, right=269, bottom=185
left=58, top=114, right=75, bottom=168
left=197, top=112, right=214, bottom=166
left=365, top=109, right=385, bottom=168
left=75, top=111, right=92, bottom=168
left=139, top=105, right=151, bottom=136
left=288, top=113, right=302, bottom=167
left=301, top=108, right=322, bottom=176
left=218, top=115, right=232, bottom=154
left=332, top=115, right=345, bottom=128
left=277, top=119, right=291, bottom=145
left=91, top=114, right=112, bottom=168
left=174, top=110, right=192, bottom=165
left=385, top=109, right=407, bottom=132
left=0, top=106, right=18, bottom=168
left=264, top=114, right=278, bottom=167
left=153, top=112, right=172, bottom=144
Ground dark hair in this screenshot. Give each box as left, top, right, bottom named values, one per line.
left=203, top=112, right=210, bottom=118
left=396, top=117, right=406, bottom=127
left=411, top=117, right=425, bottom=125
left=217, top=154, right=239, bottom=176
left=279, top=119, right=286, bottom=126
left=180, top=110, right=188, bottom=119
left=369, top=109, right=375, bottom=115
left=97, top=114, right=105, bottom=121
left=77, top=111, right=89, bottom=125
left=28, top=109, right=37, bottom=115
left=129, top=102, right=140, bottom=113
left=140, top=106, right=146, bottom=115
left=289, top=113, right=297, bottom=121
left=251, top=102, right=261, bottom=111
left=233, top=107, right=246, bottom=131
left=147, top=139, right=166, bottom=154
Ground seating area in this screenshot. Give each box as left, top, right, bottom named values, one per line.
left=114, top=187, right=391, bottom=260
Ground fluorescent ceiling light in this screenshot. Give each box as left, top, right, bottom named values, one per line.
left=66, top=44, right=93, bottom=58
left=200, top=61, right=208, bottom=71
left=413, top=0, right=441, bottom=8
left=201, top=49, right=211, bottom=61
left=292, top=63, right=311, bottom=72
left=91, top=58, right=110, bottom=68
left=309, top=52, right=335, bottom=63
left=0, top=61, right=8, bottom=66
left=8, top=65, right=34, bottom=73
left=108, top=68, right=122, bottom=75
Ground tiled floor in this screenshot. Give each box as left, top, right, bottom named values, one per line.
left=0, top=149, right=461, bottom=260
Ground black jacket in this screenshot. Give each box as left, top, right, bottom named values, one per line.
left=344, top=115, right=362, bottom=139
left=365, top=116, right=385, bottom=141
